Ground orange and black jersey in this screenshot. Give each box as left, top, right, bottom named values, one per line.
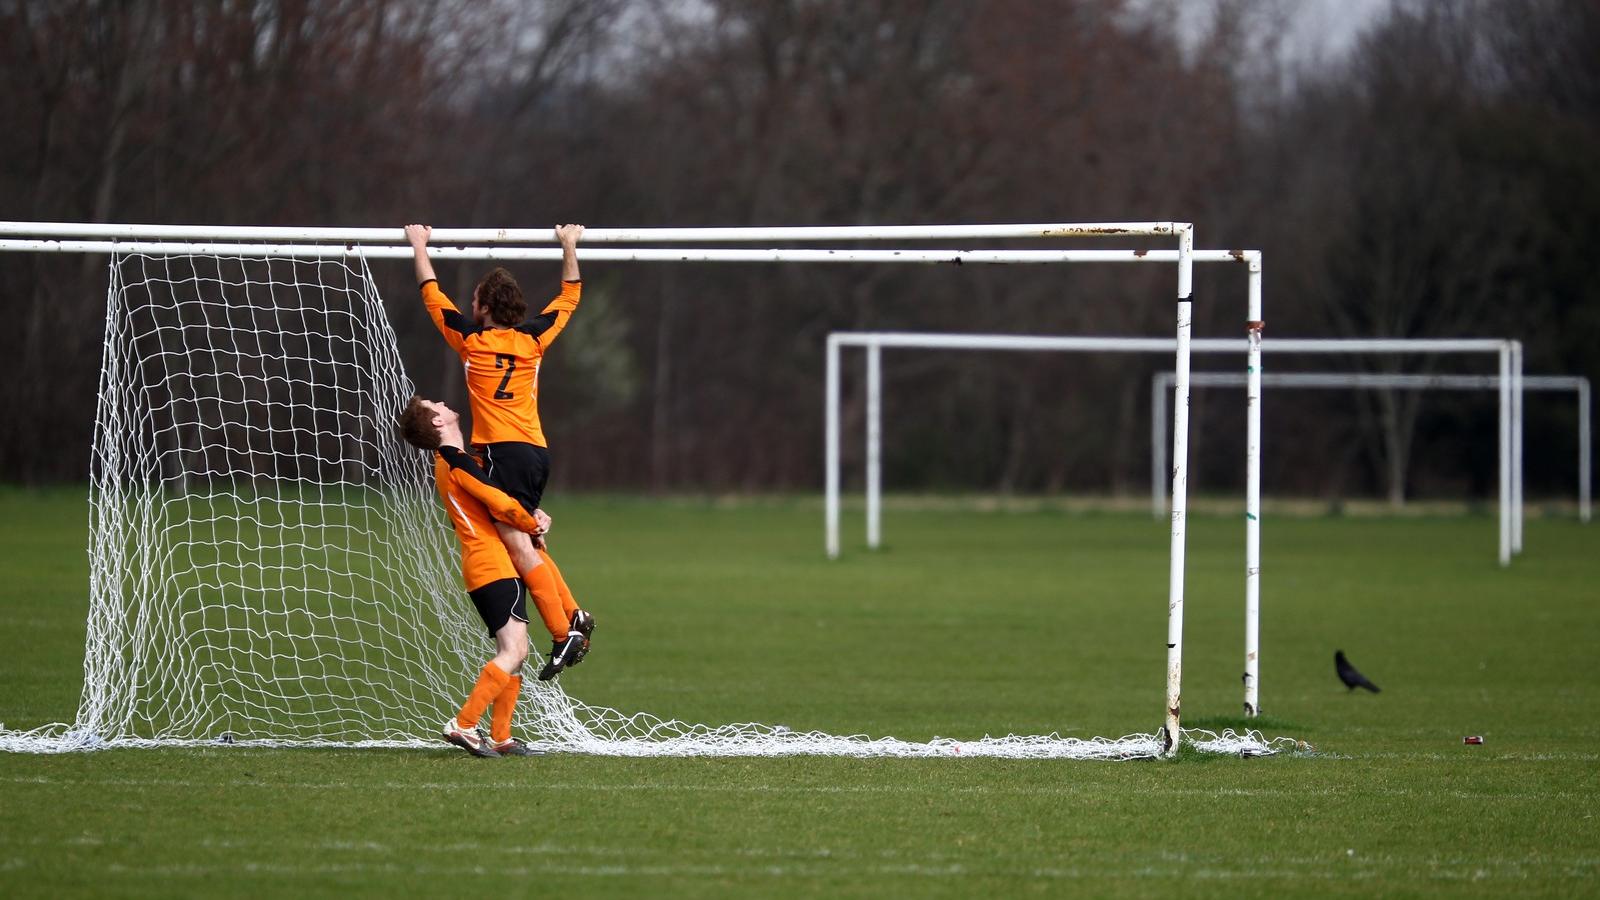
left=432, top=444, right=542, bottom=592
left=421, top=279, right=581, bottom=448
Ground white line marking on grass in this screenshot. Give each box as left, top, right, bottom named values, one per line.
left=1350, top=752, right=1600, bottom=762
left=78, top=857, right=1598, bottom=882
left=0, top=617, right=65, bottom=630
left=3, top=774, right=1594, bottom=804
left=4, top=774, right=1302, bottom=795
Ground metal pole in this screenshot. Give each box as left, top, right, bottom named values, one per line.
left=1581, top=378, right=1592, bottom=524
left=825, top=336, right=842, bottom=559
left=0, top=241, right=1234, bottom=266
left=1183, top=372, right=1583, bottom=391
left=835, top=333, right=1511, bottom=354
left=1244, top=258, right=1264, bottom=717
left=1512, top=341, right=1524, bottom=554
left=1498, top=346, right=1512, bottom=567
left=1163, top=227, right=1194, bottom=757
left=866, top=341, right=882, bottom=550
left=0, top=220, right=1192, bottom=243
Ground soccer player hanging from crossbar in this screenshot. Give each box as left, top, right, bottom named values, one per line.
left=405, top=222, right=595, bottom=680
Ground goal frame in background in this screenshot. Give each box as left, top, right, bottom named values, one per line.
left=1152, top=369, right=1591, bottom=544
left=0, top=220, right=1220, bottom=756
left=822, top=327, right=1555, bottom=720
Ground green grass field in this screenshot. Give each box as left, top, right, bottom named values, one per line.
left=1, top=487, right=1597, bottom=897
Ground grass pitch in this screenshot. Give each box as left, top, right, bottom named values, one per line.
left=1, top=487, right=1597, bottom=897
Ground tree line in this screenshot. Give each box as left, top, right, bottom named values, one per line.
left=1, top=0, right=1595, bottom=505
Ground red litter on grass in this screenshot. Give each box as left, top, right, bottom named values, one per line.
left=1463, top=736, right=1484, bottom=745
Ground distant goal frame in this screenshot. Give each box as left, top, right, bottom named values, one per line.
left=1151, top=368, right=1591, bottom=545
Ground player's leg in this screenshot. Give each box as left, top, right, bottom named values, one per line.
left=487, top=616, right=540, bottom=756
left=535, top=590, right=588, bottom=682
left=538, top=547, right=580, bottom=618
left=538, top=547, right=594, bottom=665
left=444, top=578, right=524, bottom=757
left=445, top=659, right=507, bottom=758
left=481, top=442, right=570, bottom=645
left=495, top=520, right=571, bottom=642
left=490, top=614, right=530, bottom=676
left=480, top=442, right=581, bottom=680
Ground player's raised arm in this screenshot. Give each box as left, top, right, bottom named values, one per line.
left=405, top=224, right=437, bottom=284
left=405, top=223, right=470, bottom=355
left=557, top=223, right=583, bottom=282
left=518, top=224, right=584, bottom=349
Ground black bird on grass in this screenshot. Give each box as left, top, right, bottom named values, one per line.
left=1335, top=650, right=1380, bottom=693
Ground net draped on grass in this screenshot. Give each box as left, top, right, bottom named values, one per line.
left=0, top=249, right=1300, bottom=760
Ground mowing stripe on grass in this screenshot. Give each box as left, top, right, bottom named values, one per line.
left=3, top=772, right=1592, bottom=801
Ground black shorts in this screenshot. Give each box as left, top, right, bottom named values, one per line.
left=468, top=578, right=529, bottom=638
left=477, top=441, right=550, bottom=515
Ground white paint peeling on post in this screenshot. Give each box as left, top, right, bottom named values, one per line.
left=866, top=342, right=882, bottom=550
left=1164, top=226, right=1194, bottom=757
left=1244, top=256, right=1264, bottom=718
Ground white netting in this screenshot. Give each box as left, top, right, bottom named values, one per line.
left=0, top=249, right=1304, bottom=760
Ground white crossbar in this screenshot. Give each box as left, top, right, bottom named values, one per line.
left=832, top=333, right=1509, bottom=353
left=0, top=221, right=1186, bottom=242
left=0, top=240, right=1246, bottom=266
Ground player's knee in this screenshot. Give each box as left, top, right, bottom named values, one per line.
left=494, top=523, right=538, bottom=570
left=494, top=648, right=526, bottom=676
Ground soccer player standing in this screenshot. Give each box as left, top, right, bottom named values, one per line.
left=404, top=223, right=594, bottom=680
left=398, top=396, right=589, bottom=757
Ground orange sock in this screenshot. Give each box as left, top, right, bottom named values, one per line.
left=521, top=558, right=569, bottom=640
left=537, top=548, right=580, bottom=618
left=457, top=662, right=511, bottom=730
left=490, top=675, right=522, bottom=744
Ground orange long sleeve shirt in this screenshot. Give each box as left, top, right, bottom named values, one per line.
left=421, top=279, right=581, bottom=448
left=432, top=445, right=543, bottom=591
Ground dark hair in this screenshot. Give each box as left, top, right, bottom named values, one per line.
left=396, top=395, right=441, bottom=450
left=474, top=267, right=526, bottom=326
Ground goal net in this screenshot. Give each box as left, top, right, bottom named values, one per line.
left=0, top=245, right=1296, bottom=759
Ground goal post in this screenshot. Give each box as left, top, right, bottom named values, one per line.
left=0, top=219, right=1298, bottom=759
left=828, top=249, right=1264, bottom=731
left=1152, top=370, right=1591, bottom=544
left=1147, top=340, right=1534, bottom=565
